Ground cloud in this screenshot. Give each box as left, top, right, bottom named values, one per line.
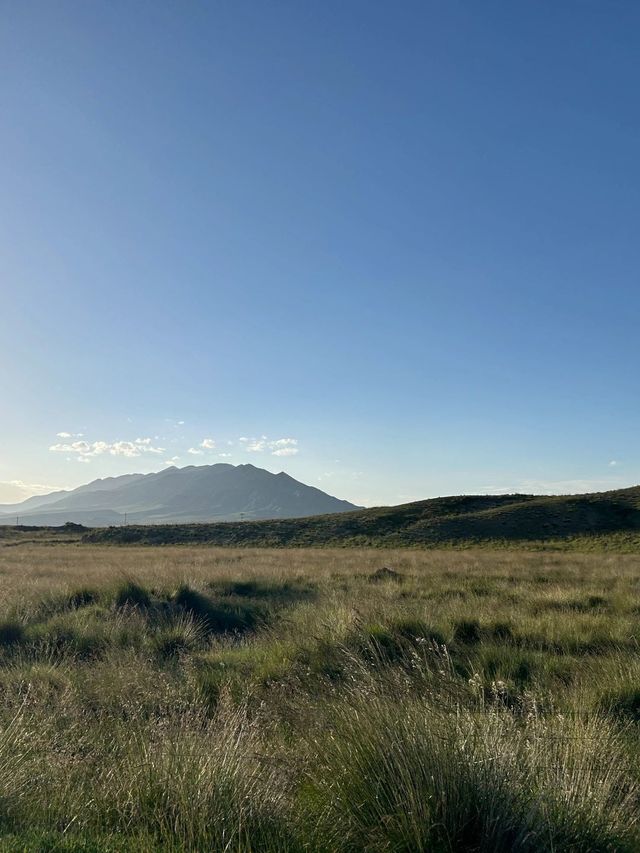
left=272, top=446, right=298, bottom=457
left=218, top=452, right=232, bottom=458
left=238, top=436, right=299, bottom=456
left=163, top=456, right=180, bottom=466
left=188, top=438, right=217, bottom=455
left=0, top=480, right=66, bottom=503
left=50, top=437, right=165, bottom=461
left=484, top=477, right=627, bottom=496
left=609, top=460, right=618, bottom=467
left=56, top=431, right=83, bottom=439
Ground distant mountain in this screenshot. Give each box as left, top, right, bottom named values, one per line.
left=85, top=485, right=640, bottom=548
left=0, top=464, right=359, bottom=526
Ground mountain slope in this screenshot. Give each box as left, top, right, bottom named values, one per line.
left=85, top=485, right=640, bottom=547
left=0, top=464, right=358, bottom=526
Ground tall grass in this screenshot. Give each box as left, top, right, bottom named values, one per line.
left=0, top=543, right=637, bottom=849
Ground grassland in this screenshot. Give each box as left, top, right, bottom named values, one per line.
left=0, top=542, right=639, bottom=850
left=83, top=485, right=640, bottom=549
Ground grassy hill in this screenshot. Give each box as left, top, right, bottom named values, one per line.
left=84, top=486, right=640, bottom=549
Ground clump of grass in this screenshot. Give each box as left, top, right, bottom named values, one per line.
left=173, top=584, right=262, bottom=634
left=306, top=687, right=639, bottom=852
left=454, top=618, right=482, bottom=644
left=490, top=621, right=514, bottom=642
left=153, top=616, right=203, bottom=660
left=600, top=687, right=640, bottom=721
left=367, top=567, right=404, bottom=584
left=67, top=587, right=99, bottom=609
left=114, top=581, right=151, bottom=610
left=0, top=622, right=25, bottom=648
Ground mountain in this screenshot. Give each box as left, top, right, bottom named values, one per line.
left=0, top=464, right=359, bottom=526
left=84, top=485, right=640, bottom=547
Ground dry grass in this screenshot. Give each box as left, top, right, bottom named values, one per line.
left=0, top=542, right=638, bottom=850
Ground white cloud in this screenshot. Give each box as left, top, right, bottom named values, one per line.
left=218, top=452, right=232, bottom=458
left=163, top=456, right=180, bottom=466
left=238, top=436, right=299, bottom=456
left=483, top=477, right=627, bottom=496
left=56, top=431, right=83, bottom=439
left=200, top=438, right=216, bottom=450
left=187, top=447, right=203, bottom=455
left=50, top=437, right=165, bottom=461
left=609, top=460, right=618, bottom=467
left=272, top=446, right=298, bottom=457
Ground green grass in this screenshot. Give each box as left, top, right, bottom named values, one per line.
left=0, top=544, right=638, bottom=849
left=81, top=485, right=640, bottom=549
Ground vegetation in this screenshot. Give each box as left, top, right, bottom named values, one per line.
left=0, top=543, right=639, bottom=849
left=82, top=485, right=640, bottom=549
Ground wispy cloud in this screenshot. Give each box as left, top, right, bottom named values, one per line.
left=50, top=437, right=165, bottom=461
left=484, top=477, right=627, bottom=496
left=56, top=431, right=83, bottom=439
left=238, top=436, right=299, bottom=456
left=0, top=480, right=66, bottom=503
left=188, top=437, right=217, bottom=455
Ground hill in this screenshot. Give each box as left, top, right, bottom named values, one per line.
left=84, top=485, right=640, bottom=548
left=0, top=464, right=359, bottom=526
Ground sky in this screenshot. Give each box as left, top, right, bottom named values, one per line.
left=1, top=1, right=639, bottom=507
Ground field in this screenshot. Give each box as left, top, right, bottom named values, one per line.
left=0, top=543, right=639, bottom=850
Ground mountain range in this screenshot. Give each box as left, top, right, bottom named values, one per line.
left=0, top=464, right=359, bottom=526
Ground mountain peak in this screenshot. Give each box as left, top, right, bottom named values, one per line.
left=0, top=463, right=360, bottom=527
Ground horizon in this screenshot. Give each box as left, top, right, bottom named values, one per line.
left=2, top=2, right=639, bottom=506
left=2, top=460, right=638, bottom=513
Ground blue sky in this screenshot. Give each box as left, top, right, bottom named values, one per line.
left=1, top=1, right=639, bottom=506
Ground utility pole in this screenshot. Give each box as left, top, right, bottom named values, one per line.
left=124, top=512, right=128, bottom=527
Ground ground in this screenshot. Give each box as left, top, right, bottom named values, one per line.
left=0, top=542, right=638, bottom=851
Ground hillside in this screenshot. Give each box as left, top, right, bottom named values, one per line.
left=84, top=485, right=640, bottom=548
left=0, top=464, right=358, bottom=526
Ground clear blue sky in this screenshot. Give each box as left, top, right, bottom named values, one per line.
left=1, top=1, right=639, bottom=506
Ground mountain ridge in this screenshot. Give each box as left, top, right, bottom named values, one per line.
left=82, top=484, right=640, bottom=547
left=0, top=464, right=359, bottom=525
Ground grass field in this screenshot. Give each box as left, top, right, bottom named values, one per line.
left=0, top=542, right=639, bottom=850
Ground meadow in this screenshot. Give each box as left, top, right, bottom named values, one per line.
left=0, top=543, right=639, bottom=850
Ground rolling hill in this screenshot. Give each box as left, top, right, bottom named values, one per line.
left=84, top=485, right=640, bottom=548
left=0, top=464, right=359, bottom=526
